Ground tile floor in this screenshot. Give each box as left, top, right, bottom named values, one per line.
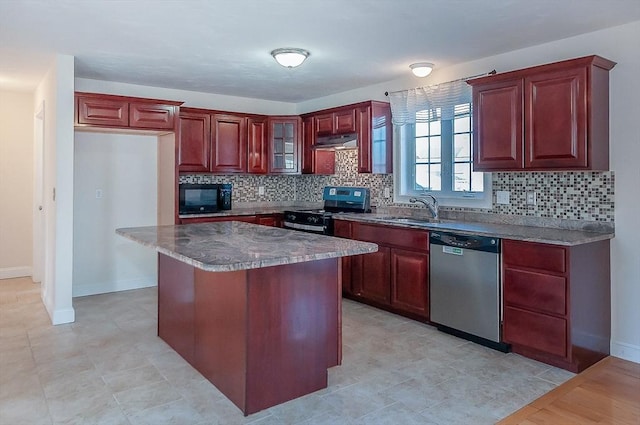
left=0, top=277, right=575, bottom=424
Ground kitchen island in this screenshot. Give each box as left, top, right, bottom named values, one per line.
left=116, top=221, right=377, bottom=415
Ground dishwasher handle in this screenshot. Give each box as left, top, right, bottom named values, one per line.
left=430, top=231, right=500, bottom=253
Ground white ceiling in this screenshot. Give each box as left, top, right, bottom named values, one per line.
left=1, top=0, right=640, bottom=103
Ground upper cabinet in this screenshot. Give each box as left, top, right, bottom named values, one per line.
left=302, top=116, right=335, bottom=175
left=75, top=92, right=182, bottom=131
left=177, top=110, right=211, bottom=173
left=315, top=108, right=357, bottom=136
left=211, top=113, right=247, bottom=173
left=468, top=55, right=616, bottom=171
left=177, top=108, right=267, bottom=174
left=303, top=101, right=392, bottom=174
left=267, top=117, right=301, bottom=174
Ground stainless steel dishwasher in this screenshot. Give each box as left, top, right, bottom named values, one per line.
left=429, top=231, right=509, bottom=352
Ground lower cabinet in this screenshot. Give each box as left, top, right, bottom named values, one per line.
left=180, top=214, right=282, bottom=226
left=502, top=239, right=611, bottom=372
left=334, top=220, right=429, bottom=321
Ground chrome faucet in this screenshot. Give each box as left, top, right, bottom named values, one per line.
left=409, top=195, right=439, bottom=219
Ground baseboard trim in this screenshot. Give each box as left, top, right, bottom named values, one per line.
left=611, top=340, right=640, bottom=364
left=0, top=266, right=33, bottom=279
left=73, top=277, right=157, bottom=297
left=51, top=307, right=75, bottom=325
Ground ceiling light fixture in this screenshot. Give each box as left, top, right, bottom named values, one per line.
left=271, top=48, right=310, bottom=68
left=410, top=62, right=434, bottom=77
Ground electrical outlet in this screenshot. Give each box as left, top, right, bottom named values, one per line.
left=526, top=191, right=537, bottom=206
left=496, top=190, right=510, bottom=205
left=383, top=187, right=390, bottom=198
left=95, top=189, right=103, bottom=199
left=258, top=186, right=265, bottom=196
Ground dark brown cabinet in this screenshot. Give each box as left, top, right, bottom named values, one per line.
left=391, top=248, right=429, bottom=318
left=178, top=108, right=269, bottom=174
left=75, top=92, right=181, bottom=131
left=335, top=220, right=429, bottom=320
left=268, top=117, right=301, bottom=174
left=315, top=109, right=357, bottom=136
left=211, top=114, right=247, bottom=173
left=502, top=239, right=611, bottom=372
left=180, top=214, right=282, bottom=226
left=247, top=116, right=268, bottom=174
left=468, top=55, right=615, bottom=171
left=302, top=116, right=335, bottom=175
left=177, top=111, right=211, bottom=173
left=302, top=101, right=391, bottom=174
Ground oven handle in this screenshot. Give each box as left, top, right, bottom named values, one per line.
left=283, top=221, right=326, bottom=234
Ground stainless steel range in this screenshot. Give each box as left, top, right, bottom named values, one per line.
left=283, top=186, right=371, bottom=235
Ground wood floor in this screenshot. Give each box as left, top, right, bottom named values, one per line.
left=498, top=356, right=640, bottom=424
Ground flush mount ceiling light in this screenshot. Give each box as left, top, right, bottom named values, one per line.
left=410, top=62, right=434, bottom=77
left=271, top=48, right=310, bottom=68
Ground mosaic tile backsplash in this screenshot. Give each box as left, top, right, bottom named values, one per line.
left=180, top=150, right=614, bottom=222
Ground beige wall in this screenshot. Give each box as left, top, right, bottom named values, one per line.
left=73, top=132, right=158, bottom=296
left=0, top=90, right=34, bottom=278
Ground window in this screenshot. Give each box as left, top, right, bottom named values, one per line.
left=390, top=80, right=491, bottom=208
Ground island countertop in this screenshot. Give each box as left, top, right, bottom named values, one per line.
left=116, top=221, right=378, bottom=272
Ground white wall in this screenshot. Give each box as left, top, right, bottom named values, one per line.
left=74, top=78, right=297, bottom=116
left=34, top=54, right=75, bottom=325
left=0, top=91, right=34, bottom=279
left=300, top=21, right=640, bottom=362
left=73, top=132, right=158, bottom=296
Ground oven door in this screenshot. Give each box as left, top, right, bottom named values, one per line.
left=282, top=211, right=331, bottom=235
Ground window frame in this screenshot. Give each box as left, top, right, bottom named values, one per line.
left=393, top=104, right=492, bottom=209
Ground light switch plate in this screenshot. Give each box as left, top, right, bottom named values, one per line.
left=384, top=187, right=390, bottom=198
left=258, top=186, right=265, bottom=196
left=496, top=190, right=510, bottom=204
left=526, top=191, right=537, bottom=205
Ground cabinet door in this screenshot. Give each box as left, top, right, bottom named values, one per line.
left=247, top=117, right=268, bottom=174
left=390, top=249, right=429, bottom=318
left=268, top=117, right=300, bottom=174
left=333, top=220, right=354, bottom=295
left=359, top=247, right=391, bottom=305
left=301, top=116, right=315, bottom=174
left=211, top=114, right=247, bottom=173
left=335, top=108, right=356, bottom=134
left=77, top=95, right=129, bottom=127
left=356, top=105, right=372, bottom=173
left=525, top=67, right=587, bottom=169
left=472, top=79, right=523, bottom=171
left=177, top=112, right=211, bottom=173
left=315, top=113, right=334, bottom=136
left=130, top=103, right=176, bottom=130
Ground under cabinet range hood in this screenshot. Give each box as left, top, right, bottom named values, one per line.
left=313, top=132, right=358, bottom=150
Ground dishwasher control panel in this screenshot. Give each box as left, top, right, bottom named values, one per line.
left=429, top=232, right=500, bottom=253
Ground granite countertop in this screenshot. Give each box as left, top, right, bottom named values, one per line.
left=334, top=212, right=614, bottom=246
left=116, top=221, right=377, bottom=272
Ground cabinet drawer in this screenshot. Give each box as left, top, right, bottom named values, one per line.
left=352, top=223, right=428, bottom=252
left=503, top=240, right=566, bottom=273
left=503, top=306, right=567, bottom=358
left=504, top=268, right=566, bottom=315
left=130, top=103, right=176, bottom=130
left=77, top=96, right=129, bottom=127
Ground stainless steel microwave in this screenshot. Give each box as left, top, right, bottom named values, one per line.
left=179, top=183, right=232, bottom=215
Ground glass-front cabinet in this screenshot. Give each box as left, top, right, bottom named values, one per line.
left=268, top=117, right=301, bottom=174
